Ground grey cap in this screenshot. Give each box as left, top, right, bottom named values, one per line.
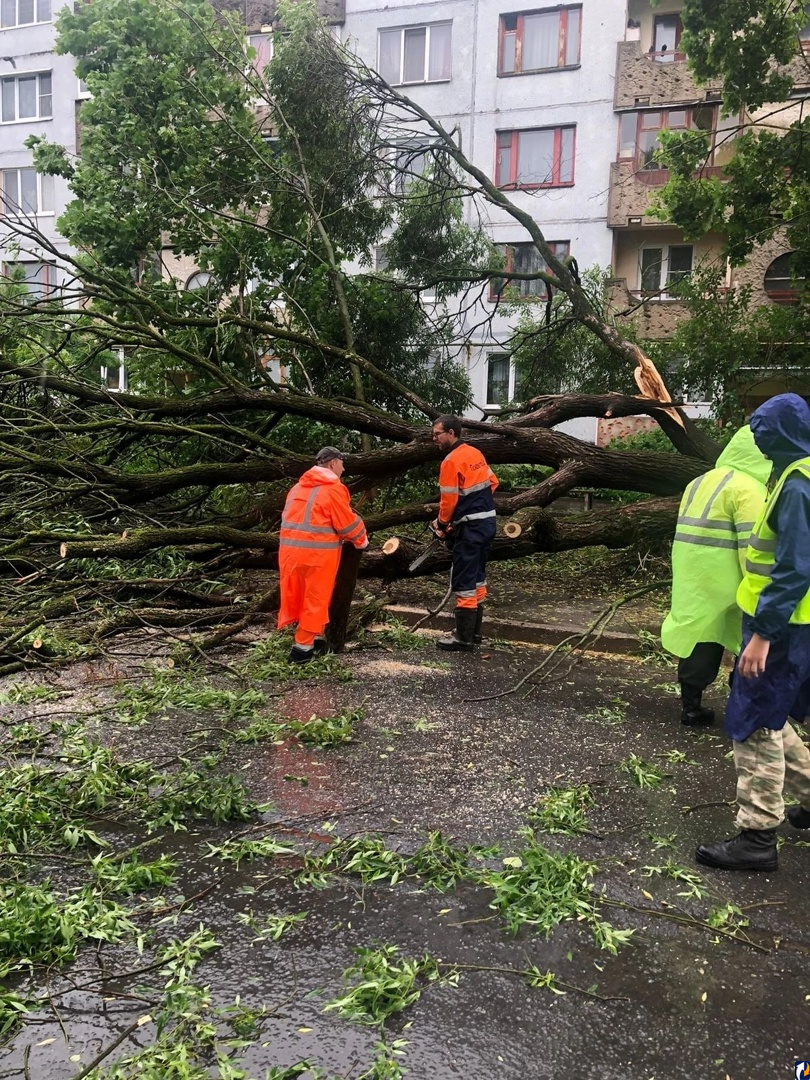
left=315, top=446, right=346, bottom=464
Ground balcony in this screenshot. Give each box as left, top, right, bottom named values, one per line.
left=606, top=277, right=691, bottom=339
left=615, top=41, right=722, bottom=110
left=608, top=159, right=723, bottom=227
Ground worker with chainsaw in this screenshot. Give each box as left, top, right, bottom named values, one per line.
left=277, top=446, right=368, bottom=664
left=661, top=424, right=770, bottom=725
left=696, top=394, right=810, bottom=873
left=430, top=415, right=499, bottom=651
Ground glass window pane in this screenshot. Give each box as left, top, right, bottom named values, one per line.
left=654, top=15, right=678, bottom=60
left=559, top=127, right=574, bottom=182
left=639, top=129, right=662, bottom=169
left=403, top=27, right=426, bottom=82
left=39, top=170, right=53, bottom=211
left=667, top=110, right=687, bottom=129
left=248, top=33, right=272, bottom=76
left=619, top=113, right=636, bottom=157
left=522, top=12, right=559, bottom=70
left=516, top=128, right=554, bottom=185
left=513, top=244, right=545, bottom=296
left=692, top=105, right=714, bottom=131
left=1, top=169, right=18, bottom=211
left=640, top=249, right=663, bottom=292
left=487, top=355, right=510, bottom=405
left=1, top=79, right=14, bottom=121
left=19, top=0, right=33, bottom=21
left=378, top=30, right=401, bottom=83
left=18, top=76, right=36, bottom=118
left=38, top=72, right=52, bottom=116
left=38, top=0, right=51, bottom=19
left=501, top=30, right=516, bottom=73
left=1, top=0, right=16, bottom=28
left=496, top=133, right=512, bottom=186
left=428, top=23, right=451, bottom=80
left=20, top=168, right=37, bottom=212
left=565, top=7, right=580, bottom=65
left=667, top=245, right=693, bottom=285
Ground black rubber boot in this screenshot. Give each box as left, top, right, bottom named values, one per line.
left=680, top=683, right=715, bottom=727
left=312, top=636, right=329, bottom=656
left=695, top=828, right=778, bottom=871
left=473, top=605, right=484, bottom=646
left=288, top=644, right=315, bottom=664
left=437, top=609, right=477, bottom=652
left=787, top=805, right=810, bottom=829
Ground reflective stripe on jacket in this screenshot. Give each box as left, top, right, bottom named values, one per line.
left=737, top=456, right=810, bottom=624
left=279, top=466, right=367, bottom=557
left=660, top=426, right=769, bottom=658
left=438, top=441, right=498, bottom=527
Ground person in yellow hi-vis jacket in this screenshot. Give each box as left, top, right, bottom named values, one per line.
left=661, top=426, right=770, bottom=726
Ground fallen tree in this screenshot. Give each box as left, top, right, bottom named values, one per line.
left=0, top=0, right=719, bottom=667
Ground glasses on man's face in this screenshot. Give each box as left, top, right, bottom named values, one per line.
left=431, top=431, right=443, bottom=439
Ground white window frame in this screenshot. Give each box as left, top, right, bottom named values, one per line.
left=377, top=22, right=452, bottom=86
left=101, top=348, right=128, bottom=393
left=638, top=244, right=693, bottom=299
left=1, top=166, right=54, bottom=216
left=248, top=32, right=273, bottom=77
left=77, top=77, right=91, bottom=99
left=1, top=71, right=53, bottom=123
left=485, top=352, right=514, bottom=408
left=3, top=259, right=54, bottom=300
left=0, top=0, right=51, bottom=29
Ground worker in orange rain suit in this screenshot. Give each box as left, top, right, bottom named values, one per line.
left=431, top=414, right=499, bottom=651
left=277, top=446, right=368, bottom=664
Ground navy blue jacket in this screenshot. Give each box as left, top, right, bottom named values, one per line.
left=748, top=394, right=810, bottom=640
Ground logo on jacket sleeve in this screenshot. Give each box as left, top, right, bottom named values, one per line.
left=795, top=1063, right=810, bottom=1079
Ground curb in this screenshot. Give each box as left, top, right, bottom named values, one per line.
left=383, top=604, right=646, bottom=655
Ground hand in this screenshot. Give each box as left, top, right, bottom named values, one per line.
left=431, top=518, right=445, bottom=538
left=737, top=633, right=771, bottom=679
left=357, top=539, right=369, bottom=550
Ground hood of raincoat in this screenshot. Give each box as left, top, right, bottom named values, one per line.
left=749, top=393, right=810, bottom=477
left=713, top=424, right=771, bottom=486
left=296, top=465, right=340, bottom=489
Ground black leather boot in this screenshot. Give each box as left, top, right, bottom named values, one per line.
left=473, top=605, right=484, bottom=646
left=787, top=805, right=810, bottom=829
left=288, top=644, right=315, bottom=664
left=695, top=828, right=778, bottom=871
left=437, top=609, right=477, bottom=652
left=680, top=683, right=715, bottom=727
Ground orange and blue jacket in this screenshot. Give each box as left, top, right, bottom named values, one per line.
left=438, top=441, right=498, bottom=528
left=279, top=466, right=367, bottom=560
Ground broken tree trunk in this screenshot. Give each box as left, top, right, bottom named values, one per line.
left=326, top=543, right=364, bottom=652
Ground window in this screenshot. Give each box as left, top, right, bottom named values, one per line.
left=101, top=350, right=128, bottom=393
left=248, top=33, right=272, bottom=76
left=77, top=77, right=90, bottom=99
left=499, top=7, right=581, bottom=74
left=496, top=127, right=575, bottom=187
left=374, top=246, right=390, bottom=271
left=619, top=106, right=715, bottom=171
left=764, top=252, right=805, bottom=304
left=639, top=245, right=693, bottom=297
left=1, top=167, right=53, bottom=215
left=1, top=0, right=50, bottom=28
left=491, top=240, right=569, bottom=300
left=378, top=23, right=452, bottom=85
left=651, top=14, right=683, bottom=62
left=800, top=5, right=810, bottom=49
left=185, top=271, right=212, bottom=291
left=393, top=139, right=435, bottom=192
left=4, top=261, right=53, bottom=300
left=486, top=353, right=512, bottom=406
left=1, top=72, right=52, bottom=122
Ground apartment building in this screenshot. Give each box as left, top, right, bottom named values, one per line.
left=1, top=0, right=805, bottom=421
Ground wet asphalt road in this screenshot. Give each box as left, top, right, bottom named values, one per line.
left=3, top=639, right=809, bottom=1080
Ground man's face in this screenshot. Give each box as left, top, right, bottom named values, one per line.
left=431, top=424, right=455, bottom=453
left=330, top=458, right=345, bottom=478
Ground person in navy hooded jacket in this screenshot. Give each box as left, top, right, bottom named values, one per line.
left=696, top=394, right=810, bottom=872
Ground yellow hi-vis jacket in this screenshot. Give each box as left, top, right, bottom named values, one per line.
left=736, top=456, right=810, bottom=623
left=660, top=426, right=770, bottom=658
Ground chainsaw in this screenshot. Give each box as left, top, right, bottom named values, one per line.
left=408, top=523, right=448, bottom=572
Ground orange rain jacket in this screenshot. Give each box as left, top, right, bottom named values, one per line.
left=277, top=466, right=368, bottom=637
left=437, top=441, right=499, bottom=529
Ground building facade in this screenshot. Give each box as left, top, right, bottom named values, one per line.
left=1, top=0, right=805, bottom=429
